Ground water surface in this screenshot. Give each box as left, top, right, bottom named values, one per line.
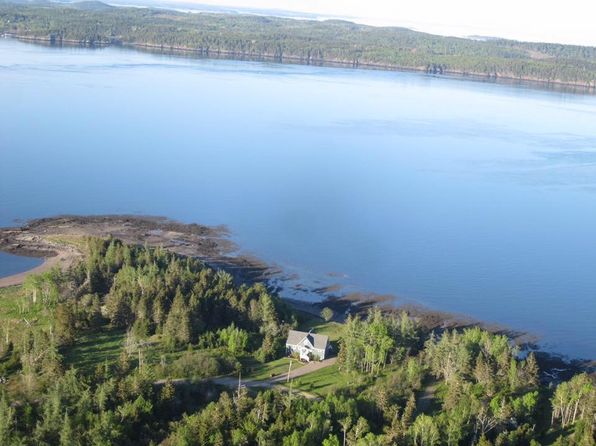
left=1, top=39, right=595, bottom=358
left=0, top=251, right=42, bottom=278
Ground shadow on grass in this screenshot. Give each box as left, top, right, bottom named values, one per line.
left=62, top=328, right=126, bottom=374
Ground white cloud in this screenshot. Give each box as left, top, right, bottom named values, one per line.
left=177, top=0, right=596, bottom=46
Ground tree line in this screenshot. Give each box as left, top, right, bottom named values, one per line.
left=1, top=2, right=596, bottom=87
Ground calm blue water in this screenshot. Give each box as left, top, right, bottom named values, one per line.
left=1, top=39, right=595, bottom=358
left=0, top=251, right=42, bottom=278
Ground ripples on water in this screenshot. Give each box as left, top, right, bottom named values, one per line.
left=1, top=39, right=595, bottom=358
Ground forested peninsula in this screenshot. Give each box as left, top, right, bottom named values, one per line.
left=1, top=1, right=596, bottom=89
left=0, top=216, right=594, bottom=445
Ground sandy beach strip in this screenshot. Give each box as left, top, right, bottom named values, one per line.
left=0, top=251, right=73, bottom=288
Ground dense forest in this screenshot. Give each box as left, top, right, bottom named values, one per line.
left=1, top=1, right=596, bottom=88
left=0, top=237, right=594, bottom=445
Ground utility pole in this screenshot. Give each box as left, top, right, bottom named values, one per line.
left=236, top=371, right=242, bottom=404
left=287, top=359, right=293, bottom=383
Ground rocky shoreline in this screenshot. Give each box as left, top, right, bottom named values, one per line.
left=0, top=215, right=275, bottom=287
left=0, top=214, right=593, bottom=381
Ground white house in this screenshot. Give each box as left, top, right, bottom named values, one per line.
left=285, top=329, right=330, bottom=362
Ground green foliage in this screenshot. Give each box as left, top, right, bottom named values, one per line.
left=54, top=302, right=77, bottom=345
left=322, top=435, right=341, bottom=446
left=551, top=373, right=595, bottom=430
left=1, top=3, right=595, bottom=88
left=162, top=289, right=191, bottom=350
left=0, top=391, right=16, bottom=443
left=425, top=327, right=518, bottom=386
left=339, top=308, right=420, bottom=375
left=0, top=237, right=593, bottom=445
left=163, top=390, right=371, bottom=446
left=411, top=414, right=440, bottom=446
left=217, top=323, right=249, bottom=354
left=165, top=349, right=239, bottom=379
left=69, top=237, right=290, bottom=361
left=320, top=307, right=334, bottom=322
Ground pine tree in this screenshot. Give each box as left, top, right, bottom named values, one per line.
left=163, top=289, right=191, bottom=349
left=54, top=303, right=76, bottom=345
left=59, top=412, right=75, bottom=446
left=477, top=435, right=493, bottom=446
left=523, top=353, right=540, bottom=388
left=0, top=393, right=15, bottom=443
left=402, top=394, right=416, bottom=431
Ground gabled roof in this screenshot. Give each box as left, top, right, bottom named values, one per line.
left=286, top=330, right=329, bottom=350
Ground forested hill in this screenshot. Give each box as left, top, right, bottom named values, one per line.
left=1, top=2, right=596, bottom=89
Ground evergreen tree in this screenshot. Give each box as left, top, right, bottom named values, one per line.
left=54, top=302, right=77, bottom=345
left=0, top=392, right=15, bottom=443
left=163, top=289, right=191, bottom=349
left=59, top=412, right=75, bottom=446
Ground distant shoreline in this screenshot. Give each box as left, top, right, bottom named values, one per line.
left=5, top=35, right=596, bottom=95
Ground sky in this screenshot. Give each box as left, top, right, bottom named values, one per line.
left=174, top=0, right=596, bottom=46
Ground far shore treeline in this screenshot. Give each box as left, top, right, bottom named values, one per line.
left=1, top=1, right=596, bottom=89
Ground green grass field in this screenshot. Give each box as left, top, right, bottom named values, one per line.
left=0, top=285, right=52, bottom=349
left=62, top=328, right=126, bottom=373
left=291, top=363, right=358, bottom=397
left=62, top=328, right=197, bottom=375
left=0, top=285, right=47, bottom=323
left=242, top=356, right=304, bottom=380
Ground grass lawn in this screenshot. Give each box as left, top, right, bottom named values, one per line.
left=241, top=356, right=304, bottom=380
left=295, top=310, right=343, bottom=342
left=62, top=328, right=126, bottom=373
left=0, top=285, right=48, bottom=324
left=62, top=328, right=194, bottom=375
left=291, top=363, right=357, bottom=396
left=0, top=286, right=51, bottom=348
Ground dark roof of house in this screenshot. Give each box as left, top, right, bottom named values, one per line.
left=286, top=330, right=329, bottom=350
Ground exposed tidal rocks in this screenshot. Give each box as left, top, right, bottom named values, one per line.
left=0, top=214, right=593, bottom=377
left=0, top=215, right=275, bottom=286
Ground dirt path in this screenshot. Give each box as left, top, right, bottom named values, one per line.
left=158, top=375, right=320, bottom=400
left=417, top=382, right=439, bottom=412
left=156, top=357, right=337, bottom=400
left=211, top=376, right=319, bottom=399
left=210, top=357, right=337, bottom=399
